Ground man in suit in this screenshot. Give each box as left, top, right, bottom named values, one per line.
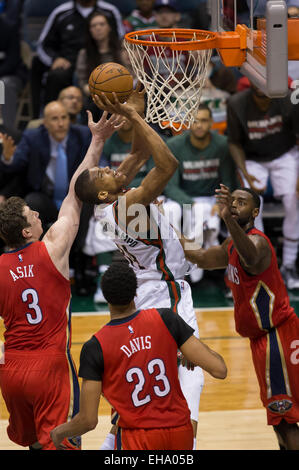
left=0, top=100, right=91, bottom=229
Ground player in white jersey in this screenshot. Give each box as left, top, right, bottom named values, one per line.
left=97, top=198, right=198, bottom=334
left=74, top=86, right=204, bottom=448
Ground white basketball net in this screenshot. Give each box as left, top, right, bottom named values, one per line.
left=124, top=30, right=213, bottom=131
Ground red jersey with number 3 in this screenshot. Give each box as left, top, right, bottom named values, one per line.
left=0, top=241, right=71, bottom=351
left=95, top=308, right=191, bottom=429
left=226, top=228, right=295, bottom=339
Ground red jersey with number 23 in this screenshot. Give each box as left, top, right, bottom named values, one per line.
left=94, top=308, right=191, bottom=429
left=226, top=228, right=295, bottom=339
left=0, top=241, right=71, bottom=351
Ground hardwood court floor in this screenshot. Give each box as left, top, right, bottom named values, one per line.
left=0, top=308, right=279, bottom=450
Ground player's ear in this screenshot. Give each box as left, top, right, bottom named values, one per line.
left=253, top=207, right=259, bottom=218
left=22, top=227, right=32, bottom=239
left=98, top=190, right=109, bottom=201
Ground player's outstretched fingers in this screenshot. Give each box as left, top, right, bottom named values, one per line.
left=86, top=109, right=94, bottom=127
left=92, top=93, right=107, bottom=110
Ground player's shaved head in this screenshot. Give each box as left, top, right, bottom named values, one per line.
left=238, top=188, right=261, bottom=209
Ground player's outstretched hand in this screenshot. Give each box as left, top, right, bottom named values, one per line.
left=215, top=184, right=233, bottom=220
left=92, top=92, right=135, bottom=119
left=87, top=110, right=125, bottom=142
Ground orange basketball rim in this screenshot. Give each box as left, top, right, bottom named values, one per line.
left=124, top=23, right=299, bottom=130
left=125, top=22, right=299, bottom=67
left=125, top=26, right=247, bottom=67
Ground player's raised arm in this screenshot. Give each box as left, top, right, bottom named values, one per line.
left=95, top=84, right=152, bottom=187
left=92, top=91, right=178, bottom=207
left=43, top=111, right=123, bottom=274
left=215, top=185, right=271, bottom=274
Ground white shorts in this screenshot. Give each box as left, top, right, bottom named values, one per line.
left=135, top=278, right=199, bottom=336
left=242, top=147, right=298, bottom=197
left=135, top=278, right=204, bottom=422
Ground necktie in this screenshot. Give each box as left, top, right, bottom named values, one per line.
left=54, top=143, right=68, bottom=209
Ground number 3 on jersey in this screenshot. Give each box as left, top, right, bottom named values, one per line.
left=126, top=358, right=170, bottom=407
left=22, top=288, right=43, bottom=325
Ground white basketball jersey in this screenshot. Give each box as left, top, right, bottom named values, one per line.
left=96, top=200, right=189, bottom=282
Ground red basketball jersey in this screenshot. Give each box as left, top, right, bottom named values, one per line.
left=226, top=228, right=295, bottom=339
left=94, top=308, right=191, bottom=429
left=0, top=241, right=71, bottom=351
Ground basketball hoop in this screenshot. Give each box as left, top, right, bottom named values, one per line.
left=124, top=29, right=217, bottom=131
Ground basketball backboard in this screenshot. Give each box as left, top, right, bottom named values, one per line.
left=210, top=0, right=289, bottom=97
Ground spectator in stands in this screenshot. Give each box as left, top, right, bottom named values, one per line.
left=226, top=83, right=299, bottom=290
left=0, top=101, right=91, bottom=227
left=59, top=86, right=84, bottom=124
left=164, top=104, right=238, bottom=283
left=76, top=10, right=122, bottom=121
left=30, top=0, right=124, bottom=119
left=153, top=0, right=181, bottom=28
left=123, top=0, right=157, bottom=33
left=27, top=86, right=84, bottom=128
left=0, top=15, right=28, bottom=131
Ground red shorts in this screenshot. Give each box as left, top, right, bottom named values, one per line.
left=250, top=313, right=299, bottom=426
left=0, top=350, right=80, bottom=450
left=117, top=422, right=193, bottom=450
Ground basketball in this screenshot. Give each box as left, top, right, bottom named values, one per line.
left=88, top=62, right=133, bottom=103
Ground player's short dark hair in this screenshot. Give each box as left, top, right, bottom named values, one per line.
left=240, top=188, right=261, bottom=209
left=101, top=262, right=138, bottom=306
left=74, top=169, right=100, bottom=204
left=0, top=197, right=30, bottom=247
